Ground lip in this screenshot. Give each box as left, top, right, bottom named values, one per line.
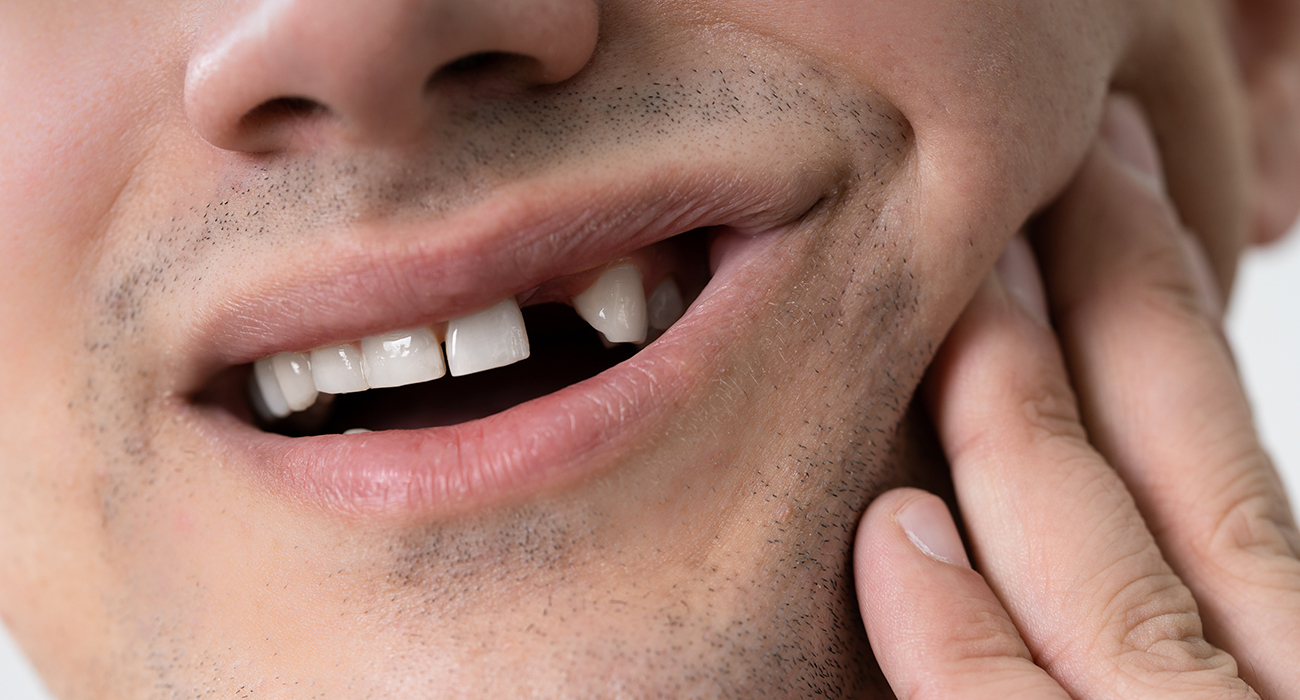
left=181, top=160, right=834, bottom=520
left=181, top=162, right=830, bottom=385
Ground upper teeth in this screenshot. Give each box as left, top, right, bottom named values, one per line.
left=268, top=350, right=318, bottom=412
left=362, top=327, right=446, bottom=387
left=310, top=343, right=368, bottom=395
left=249, top=267, right=684, bottom=423
left=445, top=298, right=530, bottom=377
left=646, top=278, right=684, bottom=331
left=573, top=265, right=647, bottom=344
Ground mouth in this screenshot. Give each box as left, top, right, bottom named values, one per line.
left=184, top=166, right=832, bottom=520
left=212, top=229, right=711, bottom=436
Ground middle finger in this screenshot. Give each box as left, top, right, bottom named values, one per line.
left=924, top=239, right=1252, bottom=698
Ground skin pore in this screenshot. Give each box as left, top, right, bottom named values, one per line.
left=1, top=0, right=1287, bottom=697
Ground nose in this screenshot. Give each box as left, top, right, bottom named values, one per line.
left=185, top=0, right=600, bottom=152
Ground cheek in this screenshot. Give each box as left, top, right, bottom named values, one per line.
left=0, top=10, right=161, bottom=350
left=0, top=2, right=191, bottom=325
left=0, top=1, right=196, bottom=667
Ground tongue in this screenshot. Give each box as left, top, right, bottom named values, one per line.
left=322, top=304, right=637, bottom=432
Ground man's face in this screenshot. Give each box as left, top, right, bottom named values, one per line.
left=0, top=0, right=1252, bottom=696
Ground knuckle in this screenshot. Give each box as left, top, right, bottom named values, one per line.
left=1013, top=377, right=1086, bottom=446
left=945, top=348, right=1091, bottom=468
left=1120, top=612, right=1219, bottom=672
left=1057, top=212, right=1209, bottom=334
left=1094, top=568, right=1203, bottom=665
left=944, top=605, right=1035, bottom=663
left=1116, top=664, right=1260, bottom=700
left=1201, top=461, right=1300, bottom=562
left=922, top=663, right=1049, bottom=700
left=1108, top=237, right=1209, bottom=336
left=1089, top=569, right=1257, bottom=697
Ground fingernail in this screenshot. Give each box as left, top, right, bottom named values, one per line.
left=1100, top=94, right=1165, bottom=192
left=896, top=496, right=971, bottom=568
left=1175, top=230, right=1225, bottom=324
left=995, top=234, right=1051, bottom=328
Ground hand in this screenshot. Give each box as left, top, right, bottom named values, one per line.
left=854, top=96, right=1300, bottom=699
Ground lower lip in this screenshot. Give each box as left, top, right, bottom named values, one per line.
left=201, top=227, right=784, bottom=521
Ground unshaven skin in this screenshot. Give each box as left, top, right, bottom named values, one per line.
left=0, top=0, right=1276, bottom=697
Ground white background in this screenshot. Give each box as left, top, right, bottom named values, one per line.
left=2, top=236, right=1297, bottom=698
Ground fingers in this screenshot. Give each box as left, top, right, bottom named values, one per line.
left=923, top=244, right=1254, bottom=695
left=855, top=488, right=1070, bottom=700
left=1038, top=95, right=1300, bottom=698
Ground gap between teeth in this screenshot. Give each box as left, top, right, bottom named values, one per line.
left=249, top=268, right=685, bottom=422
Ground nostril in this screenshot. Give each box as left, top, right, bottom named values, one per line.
left=427, top=51, right=550, bottom=93
left=185, top=0, right=599, bottom=152
left=239, top=96, right=328, bottom=133
left=442, top=52, right=510, bottom=75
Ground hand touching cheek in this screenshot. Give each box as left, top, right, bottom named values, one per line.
left=855, top=95, right=1300, bottom=700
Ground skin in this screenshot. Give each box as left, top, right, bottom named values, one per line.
left=858, top=98, right=1300, bottom=699
left=0, top=0, right=1298, bottom=697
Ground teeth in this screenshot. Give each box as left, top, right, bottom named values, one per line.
left=311, top=344, right=368, bottom=394
left=573, top=265, right=647, bottom=344
left=253, top=268, right=670, bottom=422
left=250, top=299, right=531, bottom=418
left=270, top=352, right=318, bottom=411
left=251, top=357, right=292, bottom=420
left=646, top=278, right=684, bottom=330
left=361, top=328, right=445, bottom=388
left=445, top=298, right=530, bottom=377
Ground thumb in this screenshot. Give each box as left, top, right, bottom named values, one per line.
left=854, top=488, right=1067, bottom=700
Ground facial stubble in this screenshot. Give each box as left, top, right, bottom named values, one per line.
left=65, top=47, right=946, bottom=698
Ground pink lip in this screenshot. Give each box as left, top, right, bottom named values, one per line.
left=183, top=162, right=823, bottom=520
left=195, top=224, right=782, bottom=519
left=181, top=163, right=828, bottom=387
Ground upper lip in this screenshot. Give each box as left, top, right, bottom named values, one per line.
left=176, top=159, right=834, bottom=393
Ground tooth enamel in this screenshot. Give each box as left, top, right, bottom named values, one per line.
left=361, top=327, right=445, bottom=388
left=445, top=298, right=530, bottom=377
left=270, top=351, right=318, bottom=411
left=251, top=357, right=291, bottom=420
left=573, top=265, right=647, bottom=344
left=310, top=344, right=368, bottom=394
left=343, top=428, right=372, bottom=435
left=647, top=277, right=685, bottom=330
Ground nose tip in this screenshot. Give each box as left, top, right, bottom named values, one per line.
left=185, top=0, right=600, bottom=152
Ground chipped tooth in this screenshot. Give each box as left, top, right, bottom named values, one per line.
left=270, top=352, right=318, bottom=412
left=251, top=357, right=291, bottom=420
left=573, top=265, right=647, bottom=344
left=310, top=344, right=368, bottom=394
left=647, top=277, right=685, bottom=330
left=446, top=298, right=530, bottom=377
left=361, top=328, right=445, bottom=389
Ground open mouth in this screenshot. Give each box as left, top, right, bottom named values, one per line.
left=197, top=228, right=712, bottom=439
left=178, top=160, right=836, bottom=518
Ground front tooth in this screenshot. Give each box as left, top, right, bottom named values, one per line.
left=251, top=357, right=291, bottom=420
left=646, top=277, right=685, bottom=330
left=445, top=298, right=530, bottom=377
left=573, top=265, right=647, bottom=343
left=361, top=328, right=445, bottom=388
left=311, top=344, right=368, bottom=394
left=270, top=351, right=318, bottom=411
